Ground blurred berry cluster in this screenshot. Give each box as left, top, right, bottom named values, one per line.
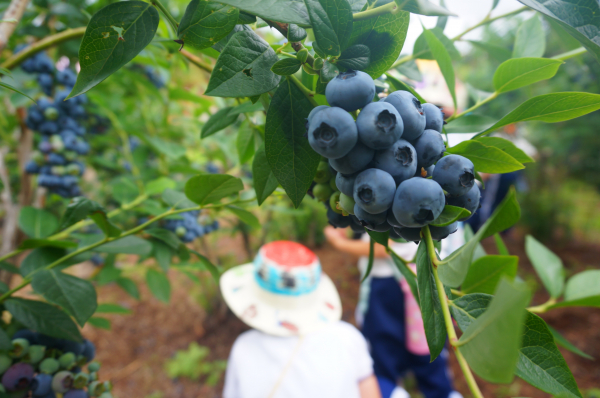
left=163, top=211, right=220, bottom=243
left=1, top=329, right=113, bottom=398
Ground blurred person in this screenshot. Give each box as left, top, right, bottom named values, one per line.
left=221, top=240, right=381, bottom=398
left=325, top=226, right=464, bottom=398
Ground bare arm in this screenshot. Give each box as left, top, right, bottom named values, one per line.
left=359, top=375, right=382, bottom=398
left=324, top=226, right=390, bottom=258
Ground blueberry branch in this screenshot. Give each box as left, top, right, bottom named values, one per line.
left=353, top=2, right=398, bottom=21
left=151, top=0, right=179, bottom=34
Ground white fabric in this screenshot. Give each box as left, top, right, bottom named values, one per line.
left=390, top=386, right=410, bottom=398
left=223, top=321, right=374, bottom=398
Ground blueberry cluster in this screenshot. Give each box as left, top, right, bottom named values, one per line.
left=309, top=71, right=481, bottom=242
left=163, top=211, right=220, bottom=243
left=0, top=329, right=113, bottom=398
left=21, top=50, right=97, bottom=198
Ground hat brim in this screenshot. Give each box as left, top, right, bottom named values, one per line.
left=220, top=264, right=342, bottom=337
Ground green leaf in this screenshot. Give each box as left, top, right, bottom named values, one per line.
left=252, top=144, right=279, bottom=205
left=480, top=92, right=600, bottom=135
left=271, top=58, right=302, bottom=76
left=396, top=59, right=422, bottom=81
left=493, top=57, right=562, bottom=94
left=385, top=73, right=426, bottom=103
left=0, top=329, right=11, bottom=351
left=68, top=1, right=159, bottom=98
left=396, top=0, right=457, bottom=16
left=304, top=0, right=353, bottom=57
left=288, top=24, right=307, bottom=41
left=439, top=188, right=520, bottom=287
left=31, top=270, right=97, bottom=326
left=96, top=303, right=132, bottom=314
left=474, top=136, right=534, bottom=163
left=0, top=81, right=36, bottom=102
left=494, top=233, right=509, bottom=255
left=423, top=28, right=456, bottom=110
left=18, top=207, right=58, bottom=238
left=5, top=298, right=82, bottom=341
left=265, top=79, right=321, bottom=208
left=450, top=293, right=492, bottom=331
left=201, top=106, right=239, bottom=138
left=319, top=60, right=340, bottom=82
left=464, top=224, right=486, bottom=262
left=205, top=31, right=281, bottom=97
left=145, top=228, right=181, bottom=250
left=177, top=0, right=239, bottom=50
left=59, top=197, right=121, bottom=237
left=415, top=242, right=446, bottom=362
left=87, top=317, right=111, bottom=330
left=457, top=278, right=531, bottom=383
left=366, top=230, right=388, bottom=247
left=430, top=205, right=471, bottom=227
left=145, top=177, right=176, bottom=196
left=445, top=114, right=496, bottom=134
left=525, top=235, right=564, bottom=298
left=513, top=15, right=546, bottom=58
left=336, top=44, right=370, bottom=70
left=413, top=27, right=460, bottom=61
left=462, top=255, right=518, bottom=294
left=347, top=7, right=409, bottom=78
left=548, top=325, right=594, bottom=360
left=228, top=101, right=265, bottom=116
left=551, top=269, right=600, bottom=308
left=145, top=136, right=187, bottom=160
left=184, top=174, right=244, bottom=205
left=146, top=269, right=171, bottom=303
left=152, top=240, right=174, bottom=272
left=20, top=247, right=66, bottom=277
left=116, top=277, right=140, bottom=299
left=214, top=0, right=310, bottom=25
left=236, top=124, right=256, bottom=164
left=190, top=250, right=221, bottom=282
left=446, top=140, right=524, bottom=173
left=162, top=189, right=197, bottom=209
left=111, top=176, right=140, bottom=204
left=225, top=205, right=260, bottom=229
left=518, top=0, right=600, bottom=63
left=0, top=262, right=20, bottom=274
left=96, top=236, right=152, bottom=255
left=390, top=251, right=419, bottom=306
left=467, top=40, right=512, bottom=63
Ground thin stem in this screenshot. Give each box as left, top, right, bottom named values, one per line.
left=446, top=91, right=498, bottom=122
left=451, top=288, right=464, bottom=297
left=451, top=6, right=528, bottom=41
left=151, top=0, right=179, bottom=33
left=527, top=298, right=557, bottom=313
left=278, top=52, right=297, bottom=59
left=0, top=27, right=86, bottom=71
left=353, top=2, right=397, bottom=21
left=422, top=226, right=441, bottom=267
left=552, top=46, right=587, bottom=61
left=361, top=237, right=375, bottom=283
left=179, top=49, right=213, bottom=73
left=288, top=75, right=318, bottom=107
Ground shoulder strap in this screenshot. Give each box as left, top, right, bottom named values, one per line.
left=267, top=335, right=305, bottom=398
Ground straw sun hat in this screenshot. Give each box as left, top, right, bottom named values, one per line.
left=220, top=241, right=342, bottom=337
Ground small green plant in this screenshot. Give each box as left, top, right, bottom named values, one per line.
left=164, top=342, right=226, bottom=386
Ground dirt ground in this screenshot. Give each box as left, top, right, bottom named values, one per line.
left=83, top=229, right=600, bottom=398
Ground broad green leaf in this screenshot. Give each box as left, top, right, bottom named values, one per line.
left=68, top=1, right=159, bottom=98
left=366, top=230, right=388, bottom=247
left=390, top=251, right=419, bottom=306
left=449, top=293, right=492, bottom=330
left=214, top=0, right=310, bottom=25
left=288, top=24, right=308, bottom=41
left=185, top=174, right=244, bottom=205
left=20, top=247, right=66, bottom=277
left=236, top=124, right=256, bottom=164
left=494, top=233, right=509, bottom=255
left=430, top=205, right=471, bottom=227
left=396, top=59, right=422, bottom=81
left=423, top=28, right=456, bottom=109
left=551, top=269, right=600, bottom=308
left=457, top=278, right=531, bottom=383
left=415, top=242, right=446, bottom=362
left=169, top=87, right=213, bottom=105
left=271, top=58, right=302, bottom=75
left=5, top=298, right=82, bottom=341
left=205, top=31, right=281, bottom=97
left=439, top=188, right=520, bottom=287
left=463, top=224, right=486, bottom=262
left=145, top=136, right=187, bottom=160
left=18, top=207, right=58, bottom=239
left=252, top=144, right=279, bottom=205
left=468, top=40, right=512, bottom=63
left=474, top=136, right=534, bottom=163
left=446, top=140, right=524, bottom=173
left=513, top=15, right=546, bottom=58
left=479, top=92, right=600, bottom=135
left=152, top=240, right=174, bottom=272
left=396, top=0, right=456, bottom=16
left=146, top=269, right=171, bottom=303
left=177, top=0, right=239, bottom=50
left=0, top=262, right=20, bottom=274
left=265, top=79, right=321, bottom=208
left=0, top=329, right=11, bottom=351
left=96, top=236, right=152, bottom=255
left=201, top=106, right=239, bottom=138
left=225, top=205, right=260, bottom=229
left=518, top=0, right=600, bottom=63
left=111, top=176, right=140, bottom=205
left=385, top=73, right=426, bottom=103
left=304, top=0, right=353, bottom=57
left=145, top=177, right=176, bottom=196
left=190, top=250, right=221, bottom=282
left=0, top=81, right=36, bottom=102
left=31, top=270, right=97, bottom=326
left=228, top=101, right=264, bottom=116
left=462, top=255, right=518, bottom=294
left=88, top=317, right=111, bottom=330
left=116, top=277, right=140, bottom=299
left=413, top=27, right=460, bottom=61
left=319, top=60, right=339, bottom=82
left=493, top=58, right=562, bottom=93
left=347, top=8, right=409, bottom=78
left=548, top=325, right=594, bottom=360
left=162, top=189, right=198, bottom=209
left=96, top=303, right=132, bottom=314
left=525, top=235, right=564, bottom=298
left=336, top=44, right=370, bottom=70
left=145, top=228, right=181, bottom=250
left=445, top=114, right=496, bottom=134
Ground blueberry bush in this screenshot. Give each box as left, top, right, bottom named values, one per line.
left=1, top=0, right=600, bottom=397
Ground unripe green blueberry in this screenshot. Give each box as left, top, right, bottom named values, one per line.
left=59, top=352, right=76, bottom=370
left=313, top=58, right=324, bottom=70
left=31, top=151, right=44, bottom=164
left=64, top=151, right=77, bottom=161
left=297, top=48, right=308, bottom=63
left=26, top=345, right=46, bottom=364
left=10, top=338, right=29, bottom=358
left=89, top=371, right=98, bottom=382
left=339, top=193, right=355, bottom=215
left=329, top=191, right=342, bottom=214
left=89, top=381, right=104, bottom=396
left=52, top=370, right=74, bottom=393
left=66, top=163, right=80, bottom=176
left=51, top=165, right=66, bottom=176
left=44, top=107, right=59, bottom=121
left=329, top=176, right=337, bottom=191
left=103, top=381, right=112, bottom=391
left=175, top=226, right=187, bottom=237
left=313, top=161, right=331, bottom=184
left=40, top=358, right=60, bottom=374
left=313, top=183, right=332, bottom=202
left=0, top=354, right=12, bottom=374
left=50, top=135, right=64, bottom=152
left=87, top=361, right=100, bottom=373
left=73, top=372, right=90, bottom=389
left=98, top=393, right=114, bottom=398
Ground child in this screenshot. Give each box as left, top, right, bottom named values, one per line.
left=221, top=240, right=382, bottom=398
left=324, top=226, right=464, bottom=398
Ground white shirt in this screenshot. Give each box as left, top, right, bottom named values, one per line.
left=223, top=321, right=373, bottom=398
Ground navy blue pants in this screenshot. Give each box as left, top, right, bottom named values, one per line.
left=361, top=277, right=454, bottom=398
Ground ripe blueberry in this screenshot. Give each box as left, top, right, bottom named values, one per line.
left=432, top=154, right=475, bottom=197
left=308, top=107, right=357, bottom=159
left=411, top=129, right=446, bottom=169
left=372, top=139, right=417, bottom=184
left=415, top=164, right=434, bottom=178
left=389, top=228, right=402, bottom=240
left=422, top=103, right=444, bottom=133
left=305, top=105, right=329, bottom=132
left=1, top=363, right=34, bottom=391
left=353, top=169, right=396, bottom=214
left=396, top=227, right=422, bottom=242
left=383, top=91, right=425, bottom=141
left=81, top=339, right=95, bottom=363
left=429, top=222, right=458, bottom=241
left=367, top=221, right=391, bottom=232
left=31, top=373, right=52, bottom=397
left=386, top=209, right=402, bottom=228
left=354, top=204, right=387, bottom=230
left=356, top=102, right=404, bottom=149
left=327, top=207, right=350, bottom=228
left=392, top=178, right=445, bottom=228
left=446, top=184, right=480, bottom=221
left=325, top=70, right=375, bottom=112
left=64, top=389, right=89, bottom=398
left=329, top=142, right=374, bottom=175
left=335, top=172, right=357, bottom=197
